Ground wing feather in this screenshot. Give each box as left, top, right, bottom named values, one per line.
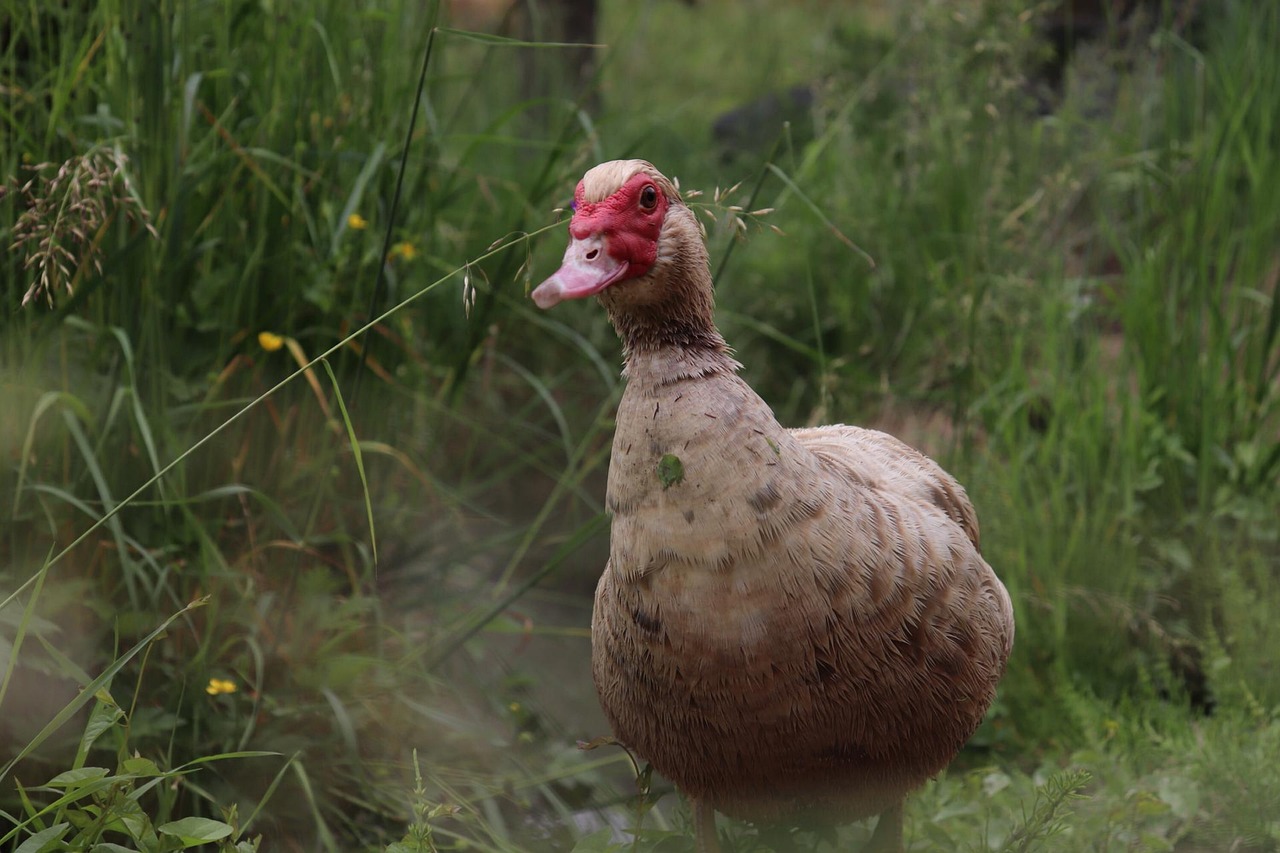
left=791, top=424, right=982, bottom=551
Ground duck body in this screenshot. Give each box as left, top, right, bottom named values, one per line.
left=594, top=350, right=1010, bottom=823
left=532, top=159, right=1013, bottom=845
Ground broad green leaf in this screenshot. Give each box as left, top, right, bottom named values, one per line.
left=13, top=822, right=70, bottom=853
left=75, top=701, right=123, bottom=770
left=120, top=756, right=162, bottom=777
left=156, top=817, right=234, bottom=846
left=46, top=767, right=109, bottom=789
left=569, top=827, right=620, bottom=853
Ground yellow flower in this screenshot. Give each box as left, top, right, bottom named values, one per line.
left=206, top=678, right=237, bottom=696
left=347, top=213, right=368, bottom=230
left=389, top=241, right=418, bottom=261
left=258, top=331, right=284, bottom=352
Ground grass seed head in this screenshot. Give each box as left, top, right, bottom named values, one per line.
left=9, top=149, right=157, bottom=308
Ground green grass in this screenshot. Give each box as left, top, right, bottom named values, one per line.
left=2, top=0, right=1279, bottom=850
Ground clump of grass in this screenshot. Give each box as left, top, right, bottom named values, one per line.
left=385, top=750, right=461, bottom=853
left=3, top=0, right=1280, bottom=850
left=999, top=768, right=1093, bottom=853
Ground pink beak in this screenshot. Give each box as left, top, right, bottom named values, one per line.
left=531, top=234, right=629, bottom=309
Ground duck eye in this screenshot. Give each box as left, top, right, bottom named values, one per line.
left=639, top=185, right=658, bottom=210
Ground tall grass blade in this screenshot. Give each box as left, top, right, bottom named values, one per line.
left=765, top=163, right=875, bottom=268
left=321, top=359, right=377, bottom=568
left=353, top=0, right=441, bottom=404
left=12, top=392, right=93, bottom=522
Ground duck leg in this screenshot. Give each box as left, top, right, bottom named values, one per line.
left=864, top=800, right=903, bottom=853
left=692, top=797, right=722, bottom=853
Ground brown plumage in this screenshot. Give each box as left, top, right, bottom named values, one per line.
left=532, top=160, right=1014, bottom=852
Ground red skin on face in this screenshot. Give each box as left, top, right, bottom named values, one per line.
left=569, top=172, right=669, bottom=280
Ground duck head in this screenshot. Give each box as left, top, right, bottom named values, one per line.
left=533, top=160, right=722, bottom=355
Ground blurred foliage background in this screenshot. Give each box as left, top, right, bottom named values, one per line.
left=2, top=0, right=1278, bottom=850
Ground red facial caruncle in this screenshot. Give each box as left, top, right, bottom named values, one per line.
left=532, top=172, right=670, bottom=309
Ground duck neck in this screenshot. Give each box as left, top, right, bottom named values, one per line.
left=606, top=263, right=740, bottom=387
left=622, top=342, right=741, bottom=391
